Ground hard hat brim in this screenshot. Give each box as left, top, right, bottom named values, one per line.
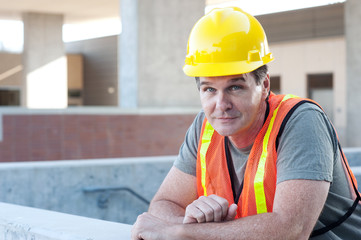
left=183, top=57, right=274, bottom=77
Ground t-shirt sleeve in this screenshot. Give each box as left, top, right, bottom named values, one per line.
left=173, top=111, right=205, bottom=176
left=276, top=103, right=337, bottom=184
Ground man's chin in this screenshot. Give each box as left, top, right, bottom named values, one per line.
left=214, top=127, right=236, bottom=137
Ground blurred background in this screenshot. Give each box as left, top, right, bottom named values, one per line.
left=0, top=0, right=360, bottom=225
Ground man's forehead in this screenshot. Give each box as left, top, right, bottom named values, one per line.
left=199, top=74, right=250, bottom=83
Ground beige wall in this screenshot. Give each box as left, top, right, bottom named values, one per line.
left=269, top=36, right=346, bottom=141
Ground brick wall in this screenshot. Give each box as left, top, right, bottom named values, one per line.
left=0, top=113, right=196, bottom=162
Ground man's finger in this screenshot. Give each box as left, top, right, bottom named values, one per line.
left=224, top=203, right=238, bottom=221
left=183, top=215, right=198, bottom=224
left=198, top=195, right=225, bottom=222
left=184, top=202, right=207, bottom=223
left=207, top=194, right=229, bottom=220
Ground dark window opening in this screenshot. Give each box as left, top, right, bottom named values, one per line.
left=307, top=73, right=333, bottom=121
left=270, top=76, right=281, bottom=95
left=0, top=89, right=20, bottom=106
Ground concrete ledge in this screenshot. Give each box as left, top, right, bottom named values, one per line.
left=0, top=155, right=175, bottom=169
left=0, top=202, right=132, bottom=240
left=0, top=156, right=175, bottom=224
left=352, top=166, right=361, bottom=174
left=344, top=148, right=361, bottom=166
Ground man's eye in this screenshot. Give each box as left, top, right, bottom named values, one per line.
left=230, top=85, right=242, bottom=91
left=204, top=87, right=215, bottom=92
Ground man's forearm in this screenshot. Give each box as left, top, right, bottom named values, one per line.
left=148, top=199, right=185, bottom=224
left=132, top=210, right=311, bottom=240
left=169, top=212, right=307, bottom=240
left=165, top=180, right=329, bottom=240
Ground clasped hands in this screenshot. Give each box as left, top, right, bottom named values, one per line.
left=183, top=194, right=238, bottom=224
left=131, top=194, right=237, bottom=239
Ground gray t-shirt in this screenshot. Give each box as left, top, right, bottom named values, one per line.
left=174, top=102, right=361, bottom=239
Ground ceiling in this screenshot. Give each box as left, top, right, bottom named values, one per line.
left=0, top=0, right=120, bottom=24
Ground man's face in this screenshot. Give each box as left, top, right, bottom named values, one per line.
left=199, top=73, right=269, bottom=137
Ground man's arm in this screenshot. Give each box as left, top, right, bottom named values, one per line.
left=147, top=166, right=198, bottom=223
left=178, top=179, right=330, bottom=240
left=133, top=179, right=330, bottom=240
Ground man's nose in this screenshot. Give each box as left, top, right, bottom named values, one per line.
left=216, top=92, right=232, bottom=112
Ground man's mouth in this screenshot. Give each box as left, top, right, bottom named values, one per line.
left=216, top=117, right=237, bottom=123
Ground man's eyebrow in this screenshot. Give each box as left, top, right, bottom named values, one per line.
left=199, top=81, right=211, bottom=86
left=199, top=76, right=246, bottom=86
left=229, top=77, right=246, bottom=83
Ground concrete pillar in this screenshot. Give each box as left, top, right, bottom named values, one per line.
left=345, top=0, right=361, bottom=147
left=22, top=12, right=67, bottom=108
left=118, top=0, right=205, bottom=108
left=119, top=0, right=138, bottom=108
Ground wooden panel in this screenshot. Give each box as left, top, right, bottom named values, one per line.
left=0, top=53, right=22, bottom=87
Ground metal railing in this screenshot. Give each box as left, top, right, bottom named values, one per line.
left=83, top=186, right=150, bottom=209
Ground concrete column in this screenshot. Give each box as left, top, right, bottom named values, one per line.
left=22, top=12, right=67, bottom=108
left=119, top=0, right=139, bottom=108
left=118, top=0, right=205, bottom=108
left=345, top=0, right=361, bottom=147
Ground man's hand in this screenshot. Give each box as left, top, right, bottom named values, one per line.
left=132, top=212, right=172, bottom=240
left=183, top=194, right=238, bottom=224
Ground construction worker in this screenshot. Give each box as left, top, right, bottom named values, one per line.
left=132, top=7, right=361, bottom=239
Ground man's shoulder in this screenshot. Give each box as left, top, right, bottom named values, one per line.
left=283, top=100, right=328, bottom=123
left=193, top=110, right=206, bottom=129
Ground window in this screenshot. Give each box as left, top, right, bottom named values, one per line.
left=307, top=73, right=333, bottom=121
left=0, top=89, right=20, bottom=106
left=68, top=89, right=83, bottom=106
left=270, top=76, right=281, bottom=95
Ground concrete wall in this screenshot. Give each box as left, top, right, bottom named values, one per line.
left=0, top=156, right=174, bottom=225
left=345, top=0, right=361, bottom=147
left=22, top=12, right=67, bottom=109
left=0, top=202, right=132, bottom=240
left=66, top=36, right=118, bottom=106
left=136, top=0, right=204, bottom=108
left=118, top=0, right=205, bottom=108
left=0, top=160, right=360, bottom=240
left=0, top=150, right=360, bottom=227
left=346, top=148, right=361, bottom=187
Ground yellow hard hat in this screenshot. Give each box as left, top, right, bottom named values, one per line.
left=183, top=7, right=274, bottom=77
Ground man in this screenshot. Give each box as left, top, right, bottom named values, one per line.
left=132, top=7, right=361, bottom=239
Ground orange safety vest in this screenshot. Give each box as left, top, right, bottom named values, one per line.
left=196, top=93, right=360, bottom=222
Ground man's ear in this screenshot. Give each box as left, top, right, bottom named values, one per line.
left=195, top=77, right=200, bottom=91
left=263, top=73, right=270, bottom=98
